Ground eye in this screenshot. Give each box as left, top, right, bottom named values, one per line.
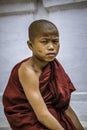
left=53, top=39, right=59, bottom=44
left=40, top=40, right=48, bottom=44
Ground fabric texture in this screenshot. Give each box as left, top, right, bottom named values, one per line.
left=3, top=58, right=76, bottom=130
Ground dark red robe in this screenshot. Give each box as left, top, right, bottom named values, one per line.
left=3, top=58, right=76, bottom=130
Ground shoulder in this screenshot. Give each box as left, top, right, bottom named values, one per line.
left=18, top=58, right=39, bottom=86
left=11, top=57, right=30, bottom=74
left=18, top=58, right=35, bottom=78
left=18, top=59, right=40, bottom=93
left=9, top=57, right=30, bottom=81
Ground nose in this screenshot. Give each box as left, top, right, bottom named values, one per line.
left=47, top=42, right=54, bottom=51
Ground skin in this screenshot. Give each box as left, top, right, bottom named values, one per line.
left=18, top=20, right=84, bottom=130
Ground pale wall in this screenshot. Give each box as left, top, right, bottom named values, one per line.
left=0, top=0, right=87, bottom=129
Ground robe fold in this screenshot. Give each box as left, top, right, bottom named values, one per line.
left=3, top=58, right=76, bottom=130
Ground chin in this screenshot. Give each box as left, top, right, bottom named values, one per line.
left=46, top=58, right=55, bottom=62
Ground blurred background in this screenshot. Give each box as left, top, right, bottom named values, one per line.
left=0, top=0, right=87, bottom=129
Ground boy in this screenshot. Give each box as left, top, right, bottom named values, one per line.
left=3, top=19, right=84, bottom=130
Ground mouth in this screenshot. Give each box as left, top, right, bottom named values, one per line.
left=47, top=53, right=56, bottom=57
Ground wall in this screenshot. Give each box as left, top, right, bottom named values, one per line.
left=0, top=0, right=87, bottom=129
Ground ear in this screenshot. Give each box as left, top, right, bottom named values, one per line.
left=27, top=40, right=33, bottom=50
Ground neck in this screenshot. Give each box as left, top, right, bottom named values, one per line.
left=31, top=56, right=49, bottom=71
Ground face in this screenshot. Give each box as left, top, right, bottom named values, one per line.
left=29, top=28, right=60, bottom=63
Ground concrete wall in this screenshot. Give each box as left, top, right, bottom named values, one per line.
left=0, top=0, right=87, bottom=129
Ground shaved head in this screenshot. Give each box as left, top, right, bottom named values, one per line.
left=28, top=19, right=59, bottom=42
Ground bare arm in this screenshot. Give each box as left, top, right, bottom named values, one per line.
left=65, top=106, right=84, bottom=130
left=18, top=64, right=65, bottom=130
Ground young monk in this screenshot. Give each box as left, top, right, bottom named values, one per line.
left=3, top=19, right=84, bottom=130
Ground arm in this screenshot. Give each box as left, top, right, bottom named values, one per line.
left=65, top=106, right=84, bottom=130
left=18, top=64, right=65, bottom=130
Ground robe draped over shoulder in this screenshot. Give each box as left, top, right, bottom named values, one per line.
left=3, top=58, right=76, bottom=130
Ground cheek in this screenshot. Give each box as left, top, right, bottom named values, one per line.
left=38, top=50, right=42, bottom=53
left=38, top=49, right=45, bottom=54
left=38, top=49, right=45, bottom=56
left=55, top=45, right=60, bottom=54
left=57, top=44, right=60, bottom=50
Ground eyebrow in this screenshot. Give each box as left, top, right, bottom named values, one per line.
left=40, top=37, right=59, bottom=40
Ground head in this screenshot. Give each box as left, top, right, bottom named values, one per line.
left=27, top=19, right=60, bottom=63
left=28, top=19, right=59, bottom=42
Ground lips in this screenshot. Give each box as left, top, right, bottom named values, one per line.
left=47, top=53, right=55, bottom=57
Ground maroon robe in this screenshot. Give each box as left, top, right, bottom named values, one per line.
left=3, top=58, right=76, bottom=130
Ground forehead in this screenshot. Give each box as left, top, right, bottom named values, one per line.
left=38, top=27, right=59, bottom=38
